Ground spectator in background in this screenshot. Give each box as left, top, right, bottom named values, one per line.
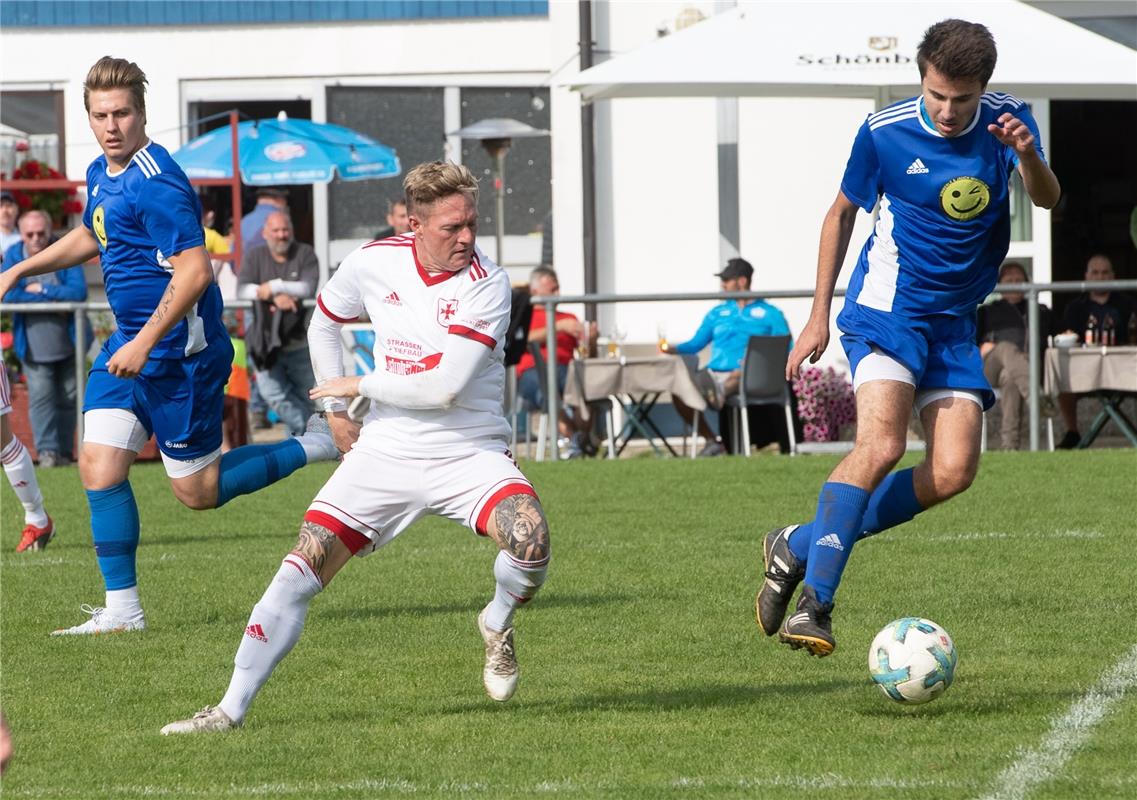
left=516, top=266, right=597, bottom=458
left=239, top=211, right=319, bottom=436
left=239, top=187, right=288, bottom=251
left=201, top=196, right=230, bottom=256
left=0, top=191, right=20, bottom=259
left=1, top=210, right=89, bottom=467
left=663, top=257, right=793, bottom=455
left=976, top=261, right=1051, bottom=450
left=1055, top=253, right=1137, bottom=448
left=372, top=197, right=410, bottom=240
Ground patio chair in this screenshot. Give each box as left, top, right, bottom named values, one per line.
left=723, top=334, right=797, bottom=456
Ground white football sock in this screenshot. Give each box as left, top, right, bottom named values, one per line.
left=483, top=550, right=549, bottom=632
left=2, top=436, right=48, bottom=527
left=294, top=432, right=338, bottom=463
left=219, top=555, right=323, bottom=723
left=105, top=587, right=143, bottom=619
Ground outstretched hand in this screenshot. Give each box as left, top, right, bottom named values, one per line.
left=987, top=112, right=1036, bottom=156
left=785, top=317, right=831, bottom=381
left=310, top=376, right=363, bottom=400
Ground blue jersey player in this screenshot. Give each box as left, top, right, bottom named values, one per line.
left=0, top=57, right=339, bottom=635
left=753, top=21, right=1060, bottom=656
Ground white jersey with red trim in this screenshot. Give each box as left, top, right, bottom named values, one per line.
left=317, top=234, right=512, bottom=456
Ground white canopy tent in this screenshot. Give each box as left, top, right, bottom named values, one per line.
left=571, top=0, right=1137, bottom=102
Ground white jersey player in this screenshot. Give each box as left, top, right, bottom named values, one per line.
left=163, top=161, right=551, bottom=735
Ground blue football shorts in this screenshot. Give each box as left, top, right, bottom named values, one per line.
left=84, top=338, right=235, bottom=460
left=836, top=301, right=995, bottom=411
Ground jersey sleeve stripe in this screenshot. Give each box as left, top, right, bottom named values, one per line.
left=363, top=240, right=413, bottom=249
left=317, top=294, right=359, bottom=323
left=449, top=324, right=497, bottom=349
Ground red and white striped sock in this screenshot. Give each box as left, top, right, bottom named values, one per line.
left=219, top=555, right=322, bottom=723
left=2, top=436, right=48, bottom=527
left=483, top=550, right=549, bottom=632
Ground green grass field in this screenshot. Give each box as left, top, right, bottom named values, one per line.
left=2, top=450, right=1135, bottom=799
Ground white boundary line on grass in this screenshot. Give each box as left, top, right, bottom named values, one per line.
left=977, top=642, right=1137, bottom=800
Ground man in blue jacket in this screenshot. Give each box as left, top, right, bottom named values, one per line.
left=665, top=257, right=792, bottom=455
left=1, top=210, right=89, bottom=467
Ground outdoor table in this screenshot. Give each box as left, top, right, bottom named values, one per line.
left=1044, top=345, right=1137, bottom=448
left=564, top=356, right=708, bottom=457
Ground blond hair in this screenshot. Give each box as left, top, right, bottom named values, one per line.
left=403, top=161, right=478, bottom=215
left=83, top=56, right=148, bottom=117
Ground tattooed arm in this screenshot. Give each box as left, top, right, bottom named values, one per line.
left=486, top=493, right=550, bottom=563
left=106, top=244, right=216, bottom=378
left=291, top=521, right=356, bottom=586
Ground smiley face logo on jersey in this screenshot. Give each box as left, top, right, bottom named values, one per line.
left=939, top=176, right=991, bottom=222
left=92, top=204, right=108, bottom=249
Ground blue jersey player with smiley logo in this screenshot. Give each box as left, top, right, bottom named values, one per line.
left=753, top=20, right=1061, bottom=656
left=0, top=57, right=340, bottom=636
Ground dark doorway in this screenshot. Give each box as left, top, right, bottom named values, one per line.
left=1049, top=100, right=1137, bottom=320
left=187, top=99, right=314, bottom=249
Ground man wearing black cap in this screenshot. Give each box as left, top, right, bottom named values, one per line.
left=0, top=191, right=21, bottom=260
left=663, top=257, right=792, bottom=455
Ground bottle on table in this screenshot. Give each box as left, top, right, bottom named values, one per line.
left=1084, top=314, right=1097, bottom=346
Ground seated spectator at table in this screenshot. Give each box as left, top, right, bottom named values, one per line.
left=516, top=267, right=597, bottom=458
left=1055, top=253, right=1137, bottom=448
left=976, top=261, right=1051, bottom=450
left=663, top=257, right=793, bottom=455
left=1, top=210, right=90, bottom=467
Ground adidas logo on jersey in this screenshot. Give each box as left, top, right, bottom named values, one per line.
left=383, top=291, right=402, bottom=306
left=816, top=533, right=845, bottom=551
left=244, top=623, right=268, bottom=643
left=906, top=158, right=929, bottom=175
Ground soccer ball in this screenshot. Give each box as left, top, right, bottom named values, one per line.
left=868, top=617, right=957, bottom=705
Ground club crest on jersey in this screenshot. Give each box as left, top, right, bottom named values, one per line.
left=939, top=176, right=990, bottom=222
left=437, top=298, right=459, bottom=327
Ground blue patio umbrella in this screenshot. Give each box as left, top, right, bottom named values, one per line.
left=172, top=112, right=400, bottom=185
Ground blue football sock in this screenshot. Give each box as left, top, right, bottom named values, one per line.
left=802, top=482, right=870, bottom=604
left=216, top=439, right=307, bottom=508
left=858, top=467, right=924, bottom=540
left=88, top=481, right=141, bottom=591
left=787, top=521, right=812, bottom=562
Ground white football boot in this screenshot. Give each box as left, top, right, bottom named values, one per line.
left=161, top=706, right=239, bottom=735
left=477, top=605, right=519, bottom=702
left=51, top=604, right=146, bottom=636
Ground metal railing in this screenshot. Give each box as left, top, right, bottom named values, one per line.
left=3, top=281, right=1135, bottom=457
left=530, top=279, right=1137, bottom=459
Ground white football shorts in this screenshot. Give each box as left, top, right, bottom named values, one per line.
left=303, top=442, right=537, bottom=557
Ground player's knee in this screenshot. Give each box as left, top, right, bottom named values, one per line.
left=488, top=493, right=550, bottom=563
left=929, top=455, right=978, bottom=501
left=79, top=448, right=129, bottom=491
left=172, top=485, right=216, bottom=510
left=857, top=435, right=906, bottom=475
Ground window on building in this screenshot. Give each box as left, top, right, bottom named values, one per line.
left=0, top=90, right=65, bottom=175
left=459, top=87, right=550, bottom=238
left=326, top=87, right=446, bottom=240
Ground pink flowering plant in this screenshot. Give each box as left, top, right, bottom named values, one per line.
left=792, top=366, right=856, bottom=442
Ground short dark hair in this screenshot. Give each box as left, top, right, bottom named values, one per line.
left=998, top=261, right=1028, bottom=282
left=83, top=56, right=148, bottom=117
left=917, top=19, right=997, bottom=87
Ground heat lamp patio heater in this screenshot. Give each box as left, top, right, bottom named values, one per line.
left=448, top=118, right=549, bottom=267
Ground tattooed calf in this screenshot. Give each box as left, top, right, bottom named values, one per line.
left=292, top=521, right=339, bottom=574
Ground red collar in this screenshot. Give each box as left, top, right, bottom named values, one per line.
left=412, top=240, right=465, bottom=286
